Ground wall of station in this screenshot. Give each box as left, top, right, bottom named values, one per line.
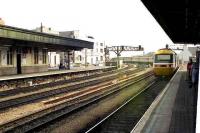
left=0, top=46, right=48, bottom=76
left=0, top=47, right=16, bottom=75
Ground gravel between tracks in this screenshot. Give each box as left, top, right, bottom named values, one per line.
left=0, top=68, right=151, bottom=128
left=33, top=73, right=155, bottom=133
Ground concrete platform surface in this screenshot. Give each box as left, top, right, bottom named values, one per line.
left=132, top=68, right=197, bottom=133
left=0, top=66, right=114, bottom=81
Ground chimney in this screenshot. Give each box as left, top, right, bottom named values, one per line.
left=40, top=22, right=43, bottom=32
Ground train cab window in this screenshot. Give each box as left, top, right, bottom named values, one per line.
left=155, top=54, right=173, bottom=63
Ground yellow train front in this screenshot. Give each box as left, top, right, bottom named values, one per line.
left=153, top=48, right=178, bottom=76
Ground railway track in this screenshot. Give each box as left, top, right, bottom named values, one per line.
left=0, top=69, right=153, bottom=132
left=85, top=78, right=169, bottom=133
left=0, top=67, right=117, bottom=93
left=0, top=68, right=142, bottom=110
left=0, top=67, right=133, bottom=98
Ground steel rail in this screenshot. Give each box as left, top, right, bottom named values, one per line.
left=0, top=71, right=153, bottom=132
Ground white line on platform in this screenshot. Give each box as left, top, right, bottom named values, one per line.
left=196, top=62, right=200, bottom=133
left=131, top=67, right=180, bottom=133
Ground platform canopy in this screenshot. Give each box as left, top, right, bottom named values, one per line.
left=0, top=25, right=93, bottom=50
left=141, top=0, right=200, bottom=44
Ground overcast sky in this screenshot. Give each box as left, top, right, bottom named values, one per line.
left=0, top=0, right=173, bottom=54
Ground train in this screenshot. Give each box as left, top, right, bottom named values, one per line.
left=153, top=48, right=178, bottom=76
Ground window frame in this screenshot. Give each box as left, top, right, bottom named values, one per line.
left=154, top=54, right=173, bottom=63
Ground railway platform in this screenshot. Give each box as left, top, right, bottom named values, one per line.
left=0, top=66, right=115, bottom=81
left=0, top=66, right=116, bottom=94
left=132, top=66, right=197, bottom=133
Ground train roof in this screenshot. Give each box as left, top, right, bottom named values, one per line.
left=155, top=48, right=176, bottom=55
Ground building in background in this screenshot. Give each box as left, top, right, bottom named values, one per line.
left=33, top=25, right=61, bottom=69
left=0, top=18, right=5, bottom=25
left=178, top=45, right=197, bottom=64
left=59, top=30, right=79, bottom=39
left=34, top=25, right=59, bottom=35
left=59, top=31, right=105, bottom=66
left=86, top=41, right=105, bottom=66
left=34, top=27, right=104, bottom=68
left=48, top=52, right=60, bottom=68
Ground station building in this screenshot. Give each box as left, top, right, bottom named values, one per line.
left=59, top=31, right=105, bottom=66
left=34, top=26, right=61, bottom=69
left=0, top=45, right=48, bottom=75
left=0, top=25, right=93, bottom=76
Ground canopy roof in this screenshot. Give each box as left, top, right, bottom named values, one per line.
left=0, top=25, right=93, bottom=50
left=141, top=0, right=200, bottom=44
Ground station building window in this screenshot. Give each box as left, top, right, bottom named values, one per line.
left=91, top=58, right=93, bottom=64
left=54, top=55, right=56, bottom=65
left=34, top=48, right=39, bottom=64
left=42, top=49, right=47, bottom=64
left=22, top=48, right=27, bottom=59
left=48, top=55, right=50, bottom=65
left=100, top=49, right=103, bottom=53
left=7, top=49, right=13, bottom=65
left=101, top=56, right=103, bottom=61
